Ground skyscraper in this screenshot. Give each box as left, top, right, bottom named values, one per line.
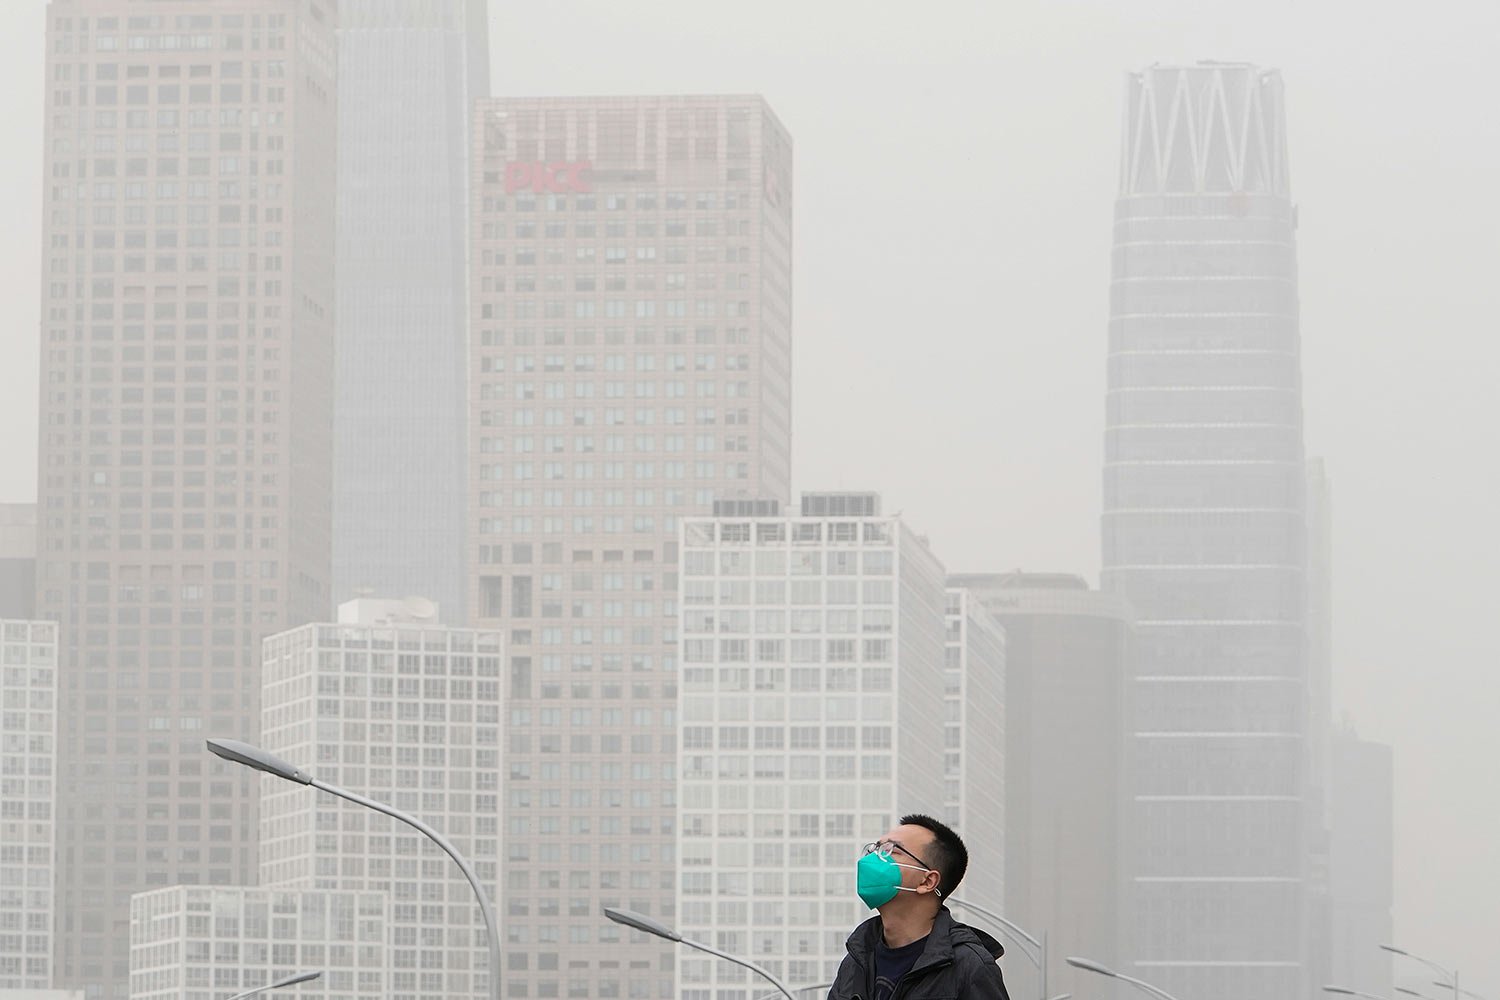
left=37, top=4, right=337, bottom=994
left=1101, top=63, right=1311, bottom=1000
left=331, top=1, right=489, bottom=620
left=947, top=571, right=1131, bottom=998
left=468, top=94, right=793, bottom=998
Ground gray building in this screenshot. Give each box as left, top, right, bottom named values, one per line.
left=1328, top=726, right=1393, bottom=998
left=1102, top=62, right=1313, bottom=1000
left=331, top=1, right=489, bottom=621
left=37, top=4, right=338, bottom=994
left=468, top=94, right=794, bottom=1000
left=0, top=507, right=37, bottom=620
left=948, top=572, right=1131, bottom=999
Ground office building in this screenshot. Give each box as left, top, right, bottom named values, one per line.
left=1328, top=727, right=1393, bottom=998
left=128, top=885, right=390, bottom=1000
left=0, top=507, right=38, bottom=620
left=37, top=3, right=337, bottom=994
left=468, top=94, right=793, bottom=999
left=676, top=493, right=959, bottom=999
left=939, top=588, right=1006, bottom=910
left=1101, top=62, right=1311, bottom=1000
left=0, top=621, right=59, bottom=990
left=256, top=601, right=504, bottom=1000
left=949, top=572, right=1131, bottom=996
left=331, top=0, right=489, bottom=619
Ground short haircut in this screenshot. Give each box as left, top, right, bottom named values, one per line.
left=900, top=813, right=969, bottom=897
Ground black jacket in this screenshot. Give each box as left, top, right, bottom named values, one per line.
left=828, top=907, right=1011, bottom=1000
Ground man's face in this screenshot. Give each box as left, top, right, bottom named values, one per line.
left=871, top=823, right=941, bottom=898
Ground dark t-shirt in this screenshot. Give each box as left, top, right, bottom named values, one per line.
left=873, top=933, right=929, bottom=1000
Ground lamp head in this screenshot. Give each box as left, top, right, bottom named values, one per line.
left=1065, top=957, right=1116, bottom=977
left=206, top=738, right=312, bottom=785
left=603, top=906, right=682, bottom=943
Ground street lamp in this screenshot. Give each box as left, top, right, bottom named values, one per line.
left=1383, top=944, right=1460, bottom=1000
left=1324, top=985, right=1389, bottom=1000
left=224, top=970, right=321, bottom=1000
left=1433, top=982, right=1491, bottom=1000
left=1397, top=989, right=1440, bottom=1000
left=603, top=906, right=796, bottom=1000
left=948, top=897, right=1060, bottom=1000
left=1065, top=956, right=1182, bottom=1000
left=207, top=738, right=501, bottom=1000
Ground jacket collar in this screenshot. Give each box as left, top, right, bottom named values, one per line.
left=846, top=906, right=1005, bottom=971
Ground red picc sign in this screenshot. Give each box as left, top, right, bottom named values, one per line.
left=504, top=161, right=593, bottom=194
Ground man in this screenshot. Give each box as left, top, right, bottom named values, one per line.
left=829, top=814, right=1010, bottom=1000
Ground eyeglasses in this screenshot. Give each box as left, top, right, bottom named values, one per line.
left=862, top=840, right=934, bottom=871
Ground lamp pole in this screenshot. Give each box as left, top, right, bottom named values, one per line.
left=1383, top=944, right=1460, bottom=1000
left=207, top=738, right=501, bottom=1000
left=947, top=897, right=1051, bottom=1000
left=604, top=906, right=797, bottom=1000
left=223, top=970, right=321, bottom=1000
left=1065, top=956, right=1182, bottom=1000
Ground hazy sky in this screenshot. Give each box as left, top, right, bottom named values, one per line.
left=3, top=0, right=1497, bottom=991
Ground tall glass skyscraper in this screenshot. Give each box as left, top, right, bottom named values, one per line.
left=1101, top=63, right=1312, bottom=1000
left=332, top=1, right=489, bottom=620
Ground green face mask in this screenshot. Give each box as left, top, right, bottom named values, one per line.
left=856, top=849, right=937, bottom=909
left=857, top=850, right=904, bottom=908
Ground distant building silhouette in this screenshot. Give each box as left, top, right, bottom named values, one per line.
left=331, top=1, right=489, bottom=622
left=1101, top=62, right=1314, bottom=1000
left=0, top=505, right=37, bottom=619
left=949, top=571, right=1131, bottom=998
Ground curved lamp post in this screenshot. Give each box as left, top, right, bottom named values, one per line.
left=1433, top=982, right=1491, bottom=1000
left=224, top=970, right=321, bottom=1000
left=604, top=906, right=796, bottom=1000
left=207, top=738, right=500, bottom=1000
left=1383, top=944, right=1461, bottom=1000
left=1325, top=986, right=1389, bottom=1000
left=1066, top=956, right=1182, bottom=1000
left=948, top=897, right=1065, bottom=1000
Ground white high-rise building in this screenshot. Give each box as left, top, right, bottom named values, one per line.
left=940, top=589, right=1006, bottom=910
left=256, top=602, right=505, bottom=1000
left=675, top=494, right=963, bottom=1000
left=128, top=885, right=390, bottom=1000
left=0, top=620, right=58, bottom=990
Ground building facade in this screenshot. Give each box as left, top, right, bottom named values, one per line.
left=0, top=621, right=59, bottom=990
left=940, top=588, right=1006, bottom=910
left=1101, top=62, right=1312, bottom=1000
left=331, top=0, right=489, bottom=619
left=675, top=494, right=954, bottom=999
left=0, top=507, right=38, bottom=620
left=949, top=572, right=1131, bottom=998
left=37, top=3, right=338, bottom=993
left=128, top=885, right=390, bottom=1000
left=467, top=94, right=793, bottom=999
left=257, top=605, right=504, bottom=1000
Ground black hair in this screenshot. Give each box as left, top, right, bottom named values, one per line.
left=900, top=813, right=969, bottom=897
